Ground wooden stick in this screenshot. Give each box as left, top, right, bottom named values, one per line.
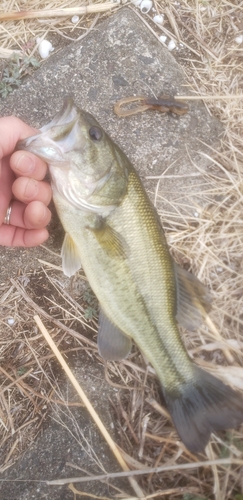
left=0, top=3, right=118, bottom=21
left=34, top=314, right=144, bottom=498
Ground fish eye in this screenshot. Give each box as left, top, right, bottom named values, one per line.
left=89, top=126, right=102, bottom=141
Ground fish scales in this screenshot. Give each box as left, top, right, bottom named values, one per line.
left=105, top=170, right=193, bottom=384
left=55, top=166, right=193, bottom=388
left=17, top=98, right=243, bottom=453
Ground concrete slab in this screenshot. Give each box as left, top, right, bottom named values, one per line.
left=1, top=8, right=221, bottom=178
left=0, top=7, right=222, bottom=281
left=0, top=7, right=223, bottom=499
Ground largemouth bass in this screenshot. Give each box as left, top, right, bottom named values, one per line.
left=17, top=98, right=243, bottom=453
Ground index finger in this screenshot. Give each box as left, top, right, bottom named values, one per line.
left=0, top=116, right=39, bottom=160
left=10, top=150, right=48, bottom=181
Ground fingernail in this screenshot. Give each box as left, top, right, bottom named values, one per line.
left=16, top=154, right=35, bottom=174
left=37, top=205, right=48, bottom=223
left=24, top=178, right=38, bottom=199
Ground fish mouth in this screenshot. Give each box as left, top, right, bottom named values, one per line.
left=39, top=96, right=80, bottom=133
left=16, top=97, right=86, bottom=161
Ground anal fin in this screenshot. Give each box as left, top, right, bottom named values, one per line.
left=98, top=309, right=132, bottom=361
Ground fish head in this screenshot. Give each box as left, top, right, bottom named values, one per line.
left=17, top=97, right=129, bottom=214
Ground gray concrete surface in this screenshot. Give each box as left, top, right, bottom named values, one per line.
left=0, top=7, right=223, bottom=499
left=0, top=7, right=222, bottom=281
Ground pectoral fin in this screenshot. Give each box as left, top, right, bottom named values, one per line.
left=174, top=262, right=211, bottom=331
left=98, top=309, right=132, bottom=360
left=90, top=221, right=128, bottom=259
left=61, top=233, right=82, bottom=277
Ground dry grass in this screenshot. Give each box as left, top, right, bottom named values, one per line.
left=0, top=0, right=118, bottom=59
left=1, top=0, right=243, bottom=499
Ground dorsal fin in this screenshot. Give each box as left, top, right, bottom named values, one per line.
left=174, top=262, right=211, bottom=331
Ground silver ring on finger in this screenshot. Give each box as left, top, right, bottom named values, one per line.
left=4, top=203, right=12, bottom=225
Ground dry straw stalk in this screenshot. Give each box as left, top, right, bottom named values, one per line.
left=47, top=456, right=243, bottom=485
left=0, top=2, right=118, bottom=21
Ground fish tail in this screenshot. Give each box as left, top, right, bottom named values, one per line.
left=162, top=365, right=243, bottom=453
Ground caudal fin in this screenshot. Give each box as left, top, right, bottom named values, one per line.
left=163, top=366, right=243, bottom=453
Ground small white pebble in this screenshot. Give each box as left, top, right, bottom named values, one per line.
left=71, top=15, right=79, bottom=24
left=37, top=38, right=54, bottom=59
left=194, top=211, right=199, bottom=218
left=159, top=35, right=167, bottom=43
left=7, top=318, right=15, bottom=326
left=200, top=6, right=207, bottom=11
left=235, top=35, right=243, bottom=44
left=153, top=14, right=164, bottom=24
left=140, top=0, right=153, bottom=14
left=216, top=267, right=223, bottom=273
left=168, top=39, right=177, bottom=51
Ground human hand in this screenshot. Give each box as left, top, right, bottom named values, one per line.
left=0, top=116, right=52, bottom=247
